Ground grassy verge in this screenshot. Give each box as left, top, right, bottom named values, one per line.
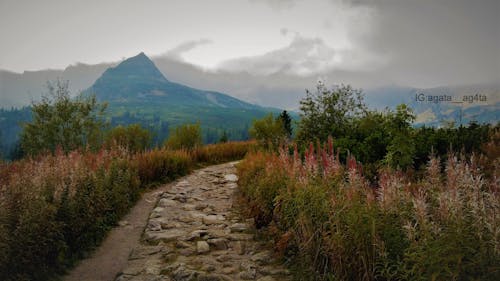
left=0, top=141, right=255, bottom=280
left=236, top=143, right=499, bottom=280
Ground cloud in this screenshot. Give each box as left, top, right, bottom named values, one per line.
left=217, top=31, right=383, bottom=76
left=347, top=0, right=500, bottom=87
left=218, top=35, right=340, bottom=76
left=249, top=0, right=300, bottom=10
left=165, top=39, right=213, bottom=60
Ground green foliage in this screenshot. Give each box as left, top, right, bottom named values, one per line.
left=164, top=123, right=203, bottom=150
left=383, top=104, right=416, bottom=169
left=105, top=124, right=152, bottom=152
left=218, top=131, right=229, bottom=143
left=237, top=147, right=500, bottom=281
left=20, top=80, right=107, bottom=156
left=278, top=110, right=293, bottom=139
left=249, top=113, right=287, bottom=149
left=297, top=82, right=366, bottom=144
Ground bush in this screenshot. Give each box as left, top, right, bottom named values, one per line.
left=104, top=124, right=152, bottom=152
left=190, top=141, right=256, bottom=165
left=20, top=80, right=107, bottom=156
left=134, top=149, right=192, bottom=187
left=237, top=142, right=499, bottom=280
left=164, top=123, right=202, bottom=150
left=0, top=149, right=139, bottom=280
left=0, top=140, right=256, bottom=280
left=249, top=113, right=288, bottom=149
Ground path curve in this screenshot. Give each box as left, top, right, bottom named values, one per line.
left=64, top=171, right=177, bottom=281
left=64, top=162, right=290, bottom=281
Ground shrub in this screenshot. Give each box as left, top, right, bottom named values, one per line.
left=20, top=80, right=107, bottom=156
left=249, top=113, right=287, bottom=149
left=134, top=149, right=192, bottom=187
left=164, top=123, right=202, bottom=150
left=0, top=140, right=256, bottom=280
left=237, top=141, right=500, bottom=280
left=104, top=124, right=152, bottom=152
left=190, top=141, right=256, bottom=165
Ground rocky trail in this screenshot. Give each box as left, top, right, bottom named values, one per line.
left=65, top=162, right=291, bottom=281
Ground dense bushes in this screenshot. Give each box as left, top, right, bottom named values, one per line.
left=237, top=141, right=499, bottom=280
left=0, top=141, right=254, bottom=280
left=190, top=141, right=257, bottom=165
left=0, top=149, right=138, bottom=280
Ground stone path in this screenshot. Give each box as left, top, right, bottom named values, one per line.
left=115, top=162, right=291, bottom=281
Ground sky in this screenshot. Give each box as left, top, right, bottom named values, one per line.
left=0, top=0, right=499, bottom=88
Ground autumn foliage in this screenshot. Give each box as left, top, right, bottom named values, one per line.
left=237, top=139, right=499, bottom=280
left=0, top=141, right=255, bottom=280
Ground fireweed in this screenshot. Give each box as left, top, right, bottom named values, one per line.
left=237, top=140, right=499, bottom=280
left=0, top=141, right=255, bottom=281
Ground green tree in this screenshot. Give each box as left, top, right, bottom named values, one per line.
left=278, top=110, right=293, bottom=140
left=384, top=104, right=416, bottom=169
left=105, top=124, right=151, bottom=153
left=20, top=81, right=107, bottom=156
left=249, top=113, right=286, bottom=149
left=219, top=130, right=229, bottom=143
left=165, top=123, right=202, bottom=150
left=297, top=82, right=367, bottom=144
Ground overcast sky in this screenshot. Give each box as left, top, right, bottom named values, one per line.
left=0, top=0, right=499, bottom=88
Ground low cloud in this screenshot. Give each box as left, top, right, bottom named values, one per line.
left=249, top=0, right=300, bottom=10
left=218, top=35, right=339, bottom=76
left=165, top=39, right=213, bottom=60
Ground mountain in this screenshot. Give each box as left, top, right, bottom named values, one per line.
left=82, top=52, right=278, bottom=144
left=87, top=53, right=258, bottom=110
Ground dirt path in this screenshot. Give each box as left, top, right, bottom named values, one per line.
left=64, top=162, right=290, bottom=281
left=63, top=174, right=176, bottom=281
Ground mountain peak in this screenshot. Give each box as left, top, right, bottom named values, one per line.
left=95, top=52, right=167, bottom=82
left=87, top=53, right=262, bottom=111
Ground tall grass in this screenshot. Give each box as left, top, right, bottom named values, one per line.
left=0, top=141, right=254, bottom=280
left=237, top=139, right=499, bottom=280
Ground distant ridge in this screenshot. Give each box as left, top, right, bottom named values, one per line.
left=87, top=52, right=260, bottom=110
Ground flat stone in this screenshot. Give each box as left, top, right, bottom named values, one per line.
left=197, top=241, right=210, bottom=254
left=227, top=233, right=253, bottom=241
left=158, top=198, right=178, bottom=207
left=129, top=246, right=164, bottom=260
left=161, top=221, right=182, bottom=230
left=176, top=241, right=192, bottom=249
left=224, top=174, right=238, bottom=182
left=207, top=238, right=228, bottom=250
left=176, top=180, right=190, bottom=187
left=147, top=220, right=162, bottom=231
left=202, top=215, right=226, bottom=225
left=229, top=223, right=249, bottom=233
left=152, top=207, right=164, bottom=213
left=182, top=204, right=197, bottom=211
left=195, top=203, right=209, bottom=210
left=144, top=229, right=186, bottom=243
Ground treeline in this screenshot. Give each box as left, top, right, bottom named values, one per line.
left=250, top=83, right=497, bottom=180
left=0, top=83, right=252, bottom=160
